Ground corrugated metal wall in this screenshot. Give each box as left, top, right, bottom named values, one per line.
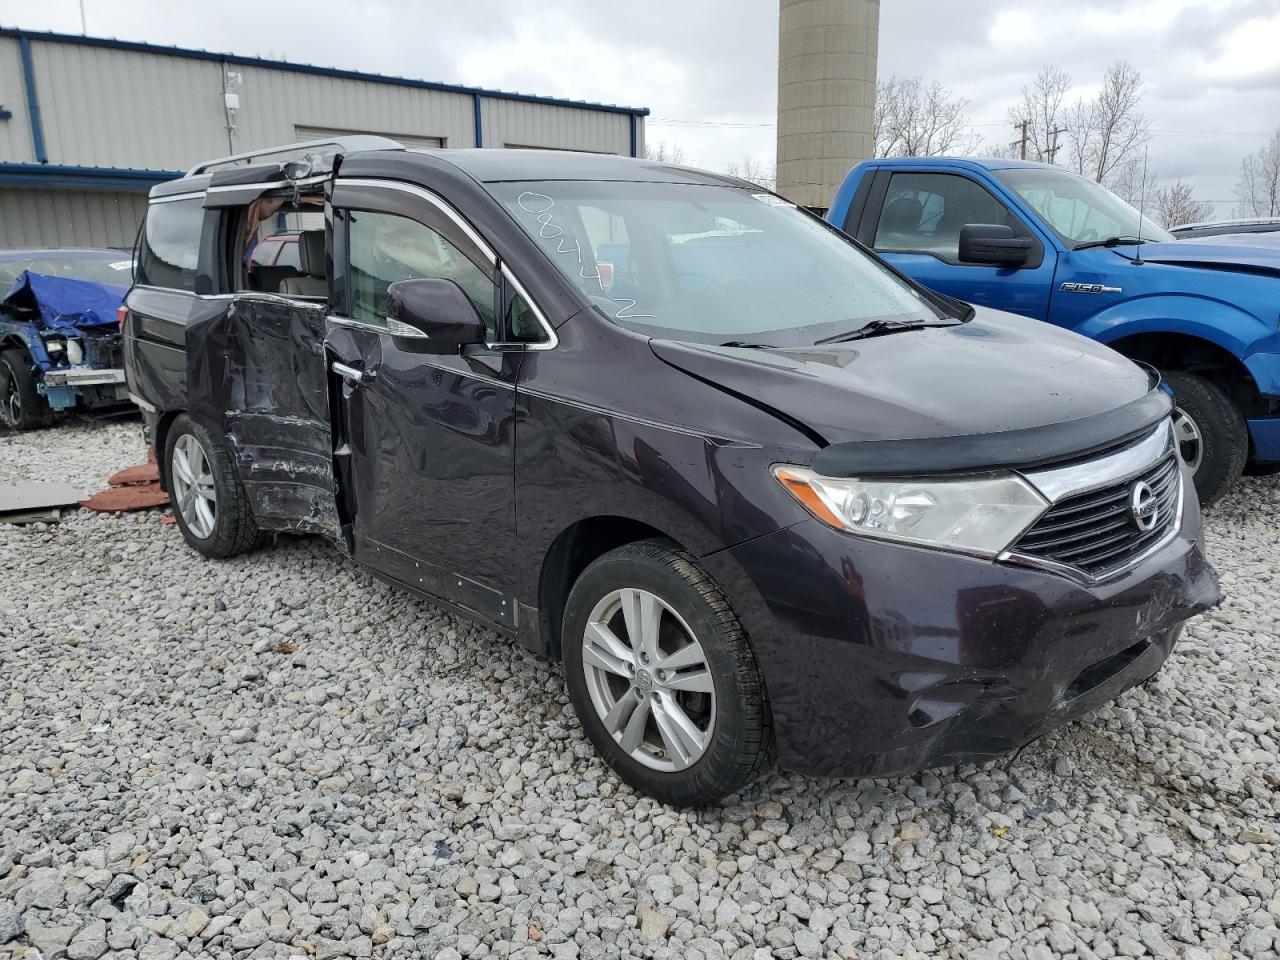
left=0, top=32, right=645, bottom=248
left=0, top=189, right=146, bottom=249
left=0, top=38, right=36, bottom=163
left=9, top=39, right=638, bottom=170
left=481, top=99, right=634, bottom=153
left=31, top=39, right=230, bottom=170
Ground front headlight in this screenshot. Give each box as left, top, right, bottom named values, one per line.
left=773, top=465, right=1048, bottom=557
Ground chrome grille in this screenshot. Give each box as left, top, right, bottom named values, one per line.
left=1011, top=453, right=1181, bottom=579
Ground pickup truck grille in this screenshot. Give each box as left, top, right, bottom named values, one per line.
left=1011, top=454, right=1181, bottom=579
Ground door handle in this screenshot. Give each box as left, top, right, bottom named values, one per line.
left=332, top=361, right=370, bottom=384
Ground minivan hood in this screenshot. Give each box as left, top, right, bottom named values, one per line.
left=1134, top=239, right=1280, bottom=278
left=651, top=308, right=1154, bottom=450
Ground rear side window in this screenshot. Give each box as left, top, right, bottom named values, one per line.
left=874, top=173, right=1019, bottom=262
left=136, top=197, right=205, bottom=291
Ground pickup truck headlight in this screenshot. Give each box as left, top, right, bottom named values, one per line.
left=773, top=465, right=1048, bottom=557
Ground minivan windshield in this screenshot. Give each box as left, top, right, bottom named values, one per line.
left=994, top=168, right=1174, bottom=247
left=491, top=180, right=951, bottom=346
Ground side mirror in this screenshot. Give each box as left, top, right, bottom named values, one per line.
left=385, top=278, right=487, bottom=353
left=958, top=224, right=1033, bottom=267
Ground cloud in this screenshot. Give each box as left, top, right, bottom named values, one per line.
left=1, top=0, right=1274, bottom=208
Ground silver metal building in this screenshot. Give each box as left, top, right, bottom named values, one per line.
left=776, top=0, right=879, bottom=210
left=0, top=28, right=648, bottom=249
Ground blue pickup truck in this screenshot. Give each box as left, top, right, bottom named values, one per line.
left=827, top=157, right=1280, bottom=503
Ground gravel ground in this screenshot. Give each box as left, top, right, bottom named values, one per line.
left=1, top=419, right=1277, bottom=960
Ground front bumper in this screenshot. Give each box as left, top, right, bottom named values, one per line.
left=704, top=483, right=1222, bottom=778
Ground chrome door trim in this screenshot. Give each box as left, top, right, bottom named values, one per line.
left=333, top=178, right=558, bottom=350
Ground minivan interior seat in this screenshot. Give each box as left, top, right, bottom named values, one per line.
left=279, top=231, right=326, bottom=297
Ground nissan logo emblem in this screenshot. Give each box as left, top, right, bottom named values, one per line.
left=1129, top=480, right=1158, bottom=532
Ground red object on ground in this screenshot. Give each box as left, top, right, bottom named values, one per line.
left=82, top=446, right=170, bottom=513
left=106, top=462, right=160, bottom=486
left=80, top=485, right=171, bottom=512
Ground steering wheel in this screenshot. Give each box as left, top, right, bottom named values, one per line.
left=1076, top=228, right=1100, bottom=243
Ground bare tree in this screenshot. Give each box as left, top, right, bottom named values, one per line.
left=1065, top=61, right=1151, bottom=186
left=1152, top=180, right=1215, bottom=228
left=643, top=141, right=685, bottom=165
left=1235, top=129, right=1280, bottom=217
left=725, top=156, right=776, bottom=191
left=875, top=77, right=982, bottom=159
left=1007, top=66, right=1073, bottom=162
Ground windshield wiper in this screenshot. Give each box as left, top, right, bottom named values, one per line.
left=719, top=340, right=776, bottom=349
left=1074, top=235, right=1147, bottom=251
left=814, top=318, right=945, bottom=345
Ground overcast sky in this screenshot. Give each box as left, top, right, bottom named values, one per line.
left=3, top=0, right=1277, bottom=212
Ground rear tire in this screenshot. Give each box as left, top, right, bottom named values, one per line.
left=164, top=413, right=262, bottom=559
left=1161, top=370, right=1247, bottom=507
left=0, top=348, right=54, bottom=431
left=562, top=538, right=771, bottom=806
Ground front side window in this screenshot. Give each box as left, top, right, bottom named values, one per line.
left=491, top=180, right=948, bottom=347
left=874, top=173, right=1024, bottom=261
left=995, top=168, right=1173, bottom=247
left=136, top=197, right=205, bottom=291
left=346, top=210, right=497, bottom=337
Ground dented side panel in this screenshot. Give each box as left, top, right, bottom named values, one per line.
left=185, top=294, right=341, bottom=540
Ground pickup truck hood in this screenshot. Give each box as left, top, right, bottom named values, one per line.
left=1133, top=239, right=1280, bottom=277
left=651, top=307, right=1153, bottom=448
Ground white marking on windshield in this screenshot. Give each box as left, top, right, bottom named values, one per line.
left=516, top=190, right=655, bottom=320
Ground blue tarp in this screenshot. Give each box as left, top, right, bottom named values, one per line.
left=1, top=271, right=127, bottom=332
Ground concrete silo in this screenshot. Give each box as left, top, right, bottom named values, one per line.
left=776, top=0, right=880, bottom=210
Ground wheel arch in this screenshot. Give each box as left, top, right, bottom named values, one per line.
left=1105, top=330, right=1266, bottom=418
left=536, top=515, right=678, bottom=662
left=152, top=408, right=187, bottom=492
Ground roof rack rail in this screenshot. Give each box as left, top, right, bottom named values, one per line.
left=186, top=135, right=404, bottom=177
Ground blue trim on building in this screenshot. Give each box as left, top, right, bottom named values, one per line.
left=630, top=115, right=638, bottom=158
left=17, top=36, right=47, bottom=163
left=473, top=93, right=484, bottom=148
left=1, top=28, right=650, bottom=119
left=0, top=163, right=182, bottom=191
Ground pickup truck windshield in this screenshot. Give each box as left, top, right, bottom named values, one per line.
left=994, top=168, right=1173, bottom=247
left=492, top=180, right=948, bottom=346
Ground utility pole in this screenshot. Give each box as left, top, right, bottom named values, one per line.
left=1045, top=126, right=1068, bottom=165
left=1011, top=120, right=1029, bottom=160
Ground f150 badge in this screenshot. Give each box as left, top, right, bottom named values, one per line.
left=1061, top=282, right=1123, bottom=294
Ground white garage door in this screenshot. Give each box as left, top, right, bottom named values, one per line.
left=294, top=126, right=446, bottom=151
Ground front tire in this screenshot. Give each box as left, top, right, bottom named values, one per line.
left=0, top=348, right=54, bottom=431
left=562, top=539, right=771, bottom=806
left=1161, top=371, right=1247, bottom=507
left=164, top=414, right=262, bottom=559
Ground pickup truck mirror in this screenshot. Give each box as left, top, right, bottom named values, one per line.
left=385, top=278, right=488, bottom=353
left=958, top=224, right=1034, bottom=268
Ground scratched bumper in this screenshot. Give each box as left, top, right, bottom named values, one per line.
left=707, top=481, right=1222, bottom=778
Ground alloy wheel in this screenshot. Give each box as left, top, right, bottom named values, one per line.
left=1172, top=407, right=1204, bottom=476
left=171, top=433, right=217, bottom=539
left=581, top=587, right=716, bottom=772
left=1, top=361, right=20, bottom=427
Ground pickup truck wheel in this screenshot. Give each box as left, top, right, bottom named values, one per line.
left=0, top=348, right=54, bottom=431
left=164, top=413, right=263, bottom=559
left=1161, top=371, right=1247, bottom=507
left=562, top=538, right=772, bottom=807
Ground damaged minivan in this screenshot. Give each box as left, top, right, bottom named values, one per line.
left=123, top=137, right=1221, bottom=805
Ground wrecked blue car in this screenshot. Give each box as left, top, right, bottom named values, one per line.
left=0, top=249, right=134, bottom=430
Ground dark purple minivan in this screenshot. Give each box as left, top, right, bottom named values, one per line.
left=123, top=138, right=1221, bottom=805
